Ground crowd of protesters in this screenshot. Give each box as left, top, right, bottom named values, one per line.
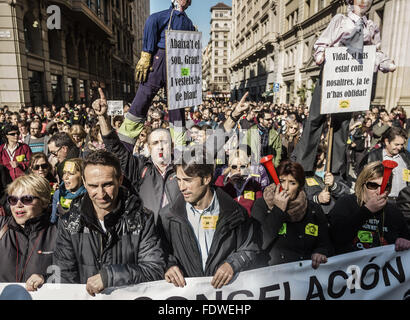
left=0, top=94, right=410, bottom=296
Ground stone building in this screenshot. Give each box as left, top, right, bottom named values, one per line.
left=0, top=0, right=149, bottom=109
left=230, top=0, right=410, bottom=111
left=206, top=2, right=231, bottom=100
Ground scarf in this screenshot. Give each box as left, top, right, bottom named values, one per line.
left=286, top=190, right=308, bottom=222
left=59, top=183, right=87, bottom=209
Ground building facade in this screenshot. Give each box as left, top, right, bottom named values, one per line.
left=205, top=2, right=231, bottom=100
left=230, top=0, right=410, bottom=111
left=0, top=0, right=149, bottom=109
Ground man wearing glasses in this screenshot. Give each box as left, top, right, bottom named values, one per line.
left=47, top=132, right=79, bottom=180
left=0, top=124, right=32, bottom=180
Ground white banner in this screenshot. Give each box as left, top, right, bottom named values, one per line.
left=166, top=30, right=202, bottom=110
left=320, top=45, right=376, bottom=114
left=1, top=245, right=409, bottom=300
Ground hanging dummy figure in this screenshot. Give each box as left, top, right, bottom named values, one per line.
left=118, top=0, right=195, bottom=151
left=292, top=0, right=396, bottom=176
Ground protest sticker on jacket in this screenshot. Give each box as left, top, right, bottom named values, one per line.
left=320, top=45, right=376, bottom=114
left=1, top=245, right=409, bottom=300
left=166, top=30, right=202, bottom=110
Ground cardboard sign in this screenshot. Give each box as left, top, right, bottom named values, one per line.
left=107, top=100, right=124, bottom=116
left=166, top=30, right=202, bottom=110
left=321, top=45, right=376, bottom=114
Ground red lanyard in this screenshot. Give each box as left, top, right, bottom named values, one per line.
left=15, top=229, right=44, bottom=282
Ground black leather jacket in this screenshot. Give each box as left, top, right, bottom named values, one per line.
left=53, top=187, right=165, bottom=288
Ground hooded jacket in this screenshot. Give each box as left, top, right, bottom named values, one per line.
left=158, top=188, right=261, bottom=277
left=53, top=187, right=165, bottom=288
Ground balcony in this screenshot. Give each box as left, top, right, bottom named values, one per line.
left=69, top=0, right=112, bottom=35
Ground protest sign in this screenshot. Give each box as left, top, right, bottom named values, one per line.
left=107, top=100, right=123, bottom=116
left=1, top=245, right=409, bottom=300
left=166, top=30, right=202, bottom=110
left=321, top=45, right=376, bottom=114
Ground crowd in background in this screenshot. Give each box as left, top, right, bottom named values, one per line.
left=0, top=96, right=410, bottom=295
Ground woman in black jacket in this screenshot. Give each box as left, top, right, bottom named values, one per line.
left=0, top=174, right=57, bottom=290
left=328, top=161, right=410, bottom=254
left=251, top=160, right=332, bottom=268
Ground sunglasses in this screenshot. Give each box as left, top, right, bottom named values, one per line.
left=32, top=163, right=48, bottom=170
left=7, top=132, right=19, bottom=136
left=7, top=195, right=39, bottom=206
left=365, top=181, right=391, bottom=190
left=231, top=165, right=247, bottom=170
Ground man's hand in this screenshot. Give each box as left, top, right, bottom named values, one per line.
left=323, top=172, right=334, bottom=187
left=395, top=238, right=410, bottom=251
left=311, top=253, right=327, bottom=269
left=211, top=262, right=234, bottom=289
left=135, top=51, right=152, bottom=83
left=318, top=189, right=331, bottom=204
left=165, top=266, right=186, bottom=288
left=86, top=274, right=104, bottom=297
left=231, top=92, right=249, bottom=118
left=91, top=88, right=108, bottom=117
left=25, top=274, right=44, bottom=292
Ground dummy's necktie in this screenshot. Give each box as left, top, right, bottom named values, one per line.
left=341, top=18, right=364, bottom=64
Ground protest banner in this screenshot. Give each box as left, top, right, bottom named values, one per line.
left=107, top=100, right=123, bottom=116
left=165, top=30, right=202, bottom=110
left=320, top=45, right=376, bottom=114
left=1, top=245, right=408, bottom=300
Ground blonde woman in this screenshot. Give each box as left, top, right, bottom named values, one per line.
left=51, top=158, right=86, bottom=224
left=0, top=174, right=57, bottom=290
left=329, top=161, right=410, bottom=254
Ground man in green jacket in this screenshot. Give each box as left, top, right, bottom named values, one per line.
left=246, top=110, right=282, bottom=167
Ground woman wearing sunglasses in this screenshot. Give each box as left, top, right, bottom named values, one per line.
left=51, top=158, right=86, bottom=224
left=328, top=161, right=410, bottom=255
left=251, top=160, right=332, bottom=269
left=214, top=148, right=270, bottom=216
left=0, top=124, right=32, bottom=180
left=0, top=174, right=57, bottom=290
left=28, top=153, right=57, bottom=189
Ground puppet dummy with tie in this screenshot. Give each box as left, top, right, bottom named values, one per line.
left=292, top=0, right=396, bottom=175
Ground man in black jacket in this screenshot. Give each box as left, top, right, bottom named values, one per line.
left=92, top=88, right=252, bottom=224
left=53, top=150, right=165, bottom=296
left=158, top=148, right=260, bottom=289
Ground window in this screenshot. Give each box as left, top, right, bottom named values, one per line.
left=215, top=68, right=218, bottom=74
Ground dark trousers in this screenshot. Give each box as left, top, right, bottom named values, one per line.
left=292, top=72, right=351, bottom=175
left=129, top=48, right=185, bottom=125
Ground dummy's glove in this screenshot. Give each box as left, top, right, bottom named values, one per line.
left=135, top=51, right=152, bottom=83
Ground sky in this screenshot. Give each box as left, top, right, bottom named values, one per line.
left=150, top=0, right=232, bottom=47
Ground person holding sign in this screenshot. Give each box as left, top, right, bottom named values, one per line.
left=118, top=0, right=195, bottom=151
left=292, top=0, right=396, bottom=176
